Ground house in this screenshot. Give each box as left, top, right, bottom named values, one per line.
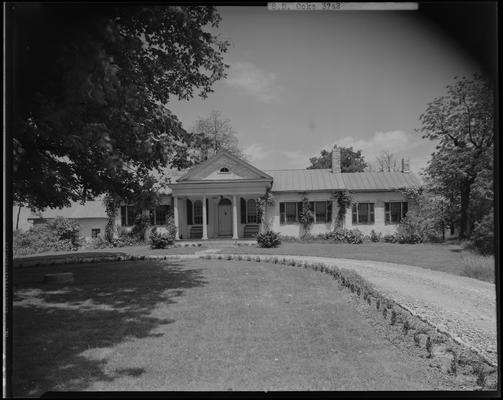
left=27, top=146, right=421, bottom=240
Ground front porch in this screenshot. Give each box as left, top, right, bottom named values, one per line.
left=173, top=194, right=264, bottom=240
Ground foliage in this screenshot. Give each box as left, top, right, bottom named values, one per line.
left=257, top=188, right=275, bottom=229
left=470, top=211, right=494, bottom=255
left=334, top=191, right=352, bottom=228
left=418, top=74, right=494, bottom=239
left=103, top=194, right=119, bottom=243
left=331, top=228, right=364, bottom=244
left=110, top=228, right=142, bottom=248
left=256, top=230, right=282, bottom=248
left=131, top=214, right=151, bottom=241
left=186, top=111, right=244, bottom=165
left=48, top=216, right=81, bottom=244
left=164, top=215, right=178, bottom=242
left=149, top=228, right=174, bottom=249
left=375, top=151, right=402, bottom=172
left=298, top=197, right=314, bottom=238
left=13, top=219, right=80, bottom=255
left=369, top=229, right=382, bottom=243
left=394, top=217, right=423, bottom=244
left=383, top=234, right=398, bottom=243
left=307, top=146, right=367, bottom=172
left=12, top=5, right=229, bottom=210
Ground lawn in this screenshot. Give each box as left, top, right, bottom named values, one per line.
left=218, top=242, right=495, bottom=282
left=11, top=258, right=460, bottom=395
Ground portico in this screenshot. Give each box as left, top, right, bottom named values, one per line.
left=168, top=151, right=273, bottom=240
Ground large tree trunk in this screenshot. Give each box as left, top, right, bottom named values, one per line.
left=459, top=182, right=472, bottom=239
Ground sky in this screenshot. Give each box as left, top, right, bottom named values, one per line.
left=168, top=5, right=481, bottom=176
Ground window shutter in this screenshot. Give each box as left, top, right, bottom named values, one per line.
left=206, top=198, right=209, bottom=223
left=352, top=203, right=357, bottom=224
left=327, top=201, right=332, bottom=223
left=297, top=202, right=303, bottom=221
left=280, top=202, right=285, bottom=224
left=403, top=202, right=408, bottom=216
left=240, top=198, right=246, bottom=224
left=186, top=199, right=193, bottom=225
left=370, top=203, right=375, bottom=223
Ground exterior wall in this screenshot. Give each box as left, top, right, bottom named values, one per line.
left=267, top=190, right=412, bottom=237
left=345, top=191, right=410, bottom=235
left=76, top=218, right=108, bottom=238
left=267, top=192, right=337, bottom=237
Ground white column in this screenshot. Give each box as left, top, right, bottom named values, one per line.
left=332, top=200, right=337, bottom=229
left=202, top=195, right=208, bottom=240
left=232, top=195, right=238, bottom=239
left=173, top=196, right=179, bottom=240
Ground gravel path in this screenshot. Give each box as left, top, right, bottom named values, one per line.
left=223, top=253, right=498, bottom=367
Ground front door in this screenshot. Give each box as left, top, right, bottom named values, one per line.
left=218, top=198, right=232, bottom=236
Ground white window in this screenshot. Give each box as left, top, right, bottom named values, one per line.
left=246, top=199, right=257, bottom=223
left=385, top=202, right=408, bottom=224
left=352, top=203, right=375, bottom=224
left=193, top=200, right=203, bottom=224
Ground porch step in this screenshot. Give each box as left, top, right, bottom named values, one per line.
left=244, top=224, right=260, bottom=238
left=190, top=226, right=203, bottom=239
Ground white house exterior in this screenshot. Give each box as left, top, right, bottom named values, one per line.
left=26, top=147, right=420, bottom=240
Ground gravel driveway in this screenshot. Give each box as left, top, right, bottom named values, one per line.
left=230, top=254, right=498, bottom=367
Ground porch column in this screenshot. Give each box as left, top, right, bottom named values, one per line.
left=232, top=195, right=238, bottom=239
left=202, top=195, right=208, bottom=240
left=173, top=196, right=180, bottom=240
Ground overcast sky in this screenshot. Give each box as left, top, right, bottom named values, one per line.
left=168, top=5, right=481, bottom=176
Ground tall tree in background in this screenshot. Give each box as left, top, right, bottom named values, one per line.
left=375, top=151, right=401, bottom=172
left=186, top=111, right=244, bottom=165
left=418, top=74, right=494, bottom=239
left=11, top=5, right=229, bottom=210
left=307, top=146, right=367, bottom=172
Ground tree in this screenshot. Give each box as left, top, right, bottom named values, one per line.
left=418, top=74, right=494, bottom=239
left=185, top=111, right=244, bottom=165
left=307, top=146, right=367, bottom=172
left=11, top=5, right=229, bottom=210
left=375, top=151, right=401, bottom=172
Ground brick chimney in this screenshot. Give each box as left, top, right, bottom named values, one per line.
left=401, top=158, right=410, bottom=173
left=332, top=146, right=341, bottom=173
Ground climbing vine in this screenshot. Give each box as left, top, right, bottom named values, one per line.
left=103, top=194, right=120, bottom=243
left=334, top=191, right=352, bottom=228
left=298, top=197, right=314, bottom=238
left=257, top=188, right=275, bottom=229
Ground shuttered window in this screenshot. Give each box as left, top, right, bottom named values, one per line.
left=247, top=199, right=257, bottom=223
left=352, top=203, right=375, bottom=224
left=385, top=202, right=408, bottom=224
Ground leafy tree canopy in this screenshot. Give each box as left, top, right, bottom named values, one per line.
left=11, top=5, right=229, bottom=210
left=307, top=146, right=367, bottom=172
left=418, top=74, right=494, bottom=238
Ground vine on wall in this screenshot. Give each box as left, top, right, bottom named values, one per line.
left=334, top=191, right=352, bottom=228
left=103, top=194, right=120, bottom=242
left=257, top=188, right=275, bottom=230
left=299, top=197, right=314, bottom=238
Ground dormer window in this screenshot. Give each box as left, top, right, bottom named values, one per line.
left=219, top=167, right=230, bottom=173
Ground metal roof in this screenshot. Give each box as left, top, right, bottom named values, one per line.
left=265, top=169, right=420, bottom=192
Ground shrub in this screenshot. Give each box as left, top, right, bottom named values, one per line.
left=461, top=252, right=494, bottom=282
left=383, top=234, right=397, bottom=243
left=369, top=229, right=382, bottom=243
left=256, top=230, right=281, bottom=248
left=331, top=228, right=364, bottom=244
left=470, top=212, right=494, bottom=255
left=149, top=227, right=173, bottom=249
left=395, top=217, right=423, bottom=244
left=131, top=214, right=151, bottom=241
left=48, top=216, right=80, bottom=244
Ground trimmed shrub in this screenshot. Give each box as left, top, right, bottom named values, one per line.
left=369, top=229, right=382, bottom=243
left=131, top=214, right=151, bottom=241
left=331, top=228, right=364, bottom=244
left=383, top=234, right=397, bottom=243
left=49, top=216, right=80, bottom=244
left=256, top=230, right=281, bottom=248
left=395, top=216, right=423, bottom=244
left=149, top=227, right=173, bottom=249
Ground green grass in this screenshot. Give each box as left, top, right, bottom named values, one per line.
left=12, top=259, right=459, bottom=394
left=218, top=242, right=495, bottom=283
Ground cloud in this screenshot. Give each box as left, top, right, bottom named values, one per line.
left=225, top=61, right=282, bottom=103
left=244, top=143, right=271, bottom=162
left=282, top=150, right=309, bottom=169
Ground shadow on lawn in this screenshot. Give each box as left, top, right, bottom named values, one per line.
left=12, top=260, right=206, bottom=397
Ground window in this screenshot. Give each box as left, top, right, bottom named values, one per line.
left=280, top=202, right=298, bottom=224
left=247, top=199, right=257, bottom=223
left=219, top=167, right=230, bottom=173
left=279, top=200, right=332, bottom=224
left=385, top=202, right=408, bottom=224
left=120, top=205, right=139, bottom=226
left=193, top=200, right=203, bottom=224
left=149, top=205, right=171, bottom=225
left=91, top=229, right=101, bottom=238
left=352, top=203, right=375, bottom=224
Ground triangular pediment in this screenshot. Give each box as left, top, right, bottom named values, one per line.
left=177, top=150, right=272, bottom=182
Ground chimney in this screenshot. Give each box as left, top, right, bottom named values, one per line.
left=331, top=146, right=341, bottom=173
left=401, top=158, right=410, bottom=173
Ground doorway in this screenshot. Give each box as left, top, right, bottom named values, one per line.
left=218, top=198, right=232, bottom=236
